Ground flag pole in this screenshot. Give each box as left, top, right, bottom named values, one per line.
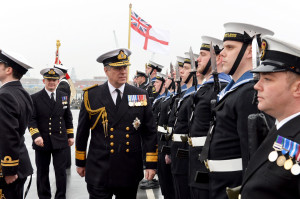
left=127, top=3, right=132, bottom=82
left=128, top=3, right=132, bottom=49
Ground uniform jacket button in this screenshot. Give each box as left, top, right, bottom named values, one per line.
left=126, top=149, right=130, bottom=153
left=110, top=149, right=114, bottom=153
left=126, top=142, right=130, bottom=146
left=110, top=128, right=114, bottom=132
left=126, top=134, right=129, bottom=138
left=126, top=127, right=130, bottom=131
left=110, top=142, right=114, bottom=146
left=110, top=135, right=114, bottom=139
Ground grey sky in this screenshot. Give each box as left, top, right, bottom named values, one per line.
left=1, top=0, right=300, bottom=80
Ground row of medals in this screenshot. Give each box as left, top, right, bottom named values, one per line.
left=129, top=100, right=147, bottom=107
left=268, top=140, right=300, bottom=175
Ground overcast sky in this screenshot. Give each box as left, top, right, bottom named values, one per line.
left=1, top=0, right=300, bottom=80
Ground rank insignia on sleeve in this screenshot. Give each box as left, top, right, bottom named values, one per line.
left=132, top=117, right=141, bottom=130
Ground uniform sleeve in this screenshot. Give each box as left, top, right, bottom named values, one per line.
left=75, top=96, right=91, bottom=167
left=64, top=98, right=74, bottom=138
left=57, top=81, right=71, bottom=100
left=28, top=96, right=42, bottom=141
left=141, top=93, right=158, bottom=169
left=236, top=87, right=259, bottom=172
left=0, top=93, right=21, bottom=176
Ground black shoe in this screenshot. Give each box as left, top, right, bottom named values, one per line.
left=139, top=180, right=160, bottom=189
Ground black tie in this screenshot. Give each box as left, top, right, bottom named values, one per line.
left=50, top=92, right=55, bottom=109
left=115, top=89, right=121, bottom=110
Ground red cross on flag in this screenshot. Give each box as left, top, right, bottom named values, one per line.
left=130, top=10, right=170, bottom=54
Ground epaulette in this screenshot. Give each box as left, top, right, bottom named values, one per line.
left=82, top=84, right=98, bottom=92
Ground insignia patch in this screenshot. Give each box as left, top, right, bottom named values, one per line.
left=62, top=96, right=68, bottom=105
left=117, top=50, right=127, bottom=60
left=48, top=69, right=56, bottom=75
left=260, top=39, right=268, bottom=60
left=132, top=117, right=141, bottom=130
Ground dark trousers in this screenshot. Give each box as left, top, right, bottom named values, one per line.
left=1, top=177, right=26, bottom=199
left=66, top=146, right=72, bottom=169
left=35, top=148, right=67, bottom=199
left=173, top=174, right=191, bottom=199
left=87, top=183, right=138, bottom=199
left=158, top=153, right=175, bottom=199
left=190, top=186, right=209, bottom=199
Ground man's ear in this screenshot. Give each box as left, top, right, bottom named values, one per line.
left=246, top=45, right=252, bottom=59
left=216, top=54, right=222, bottom=65
left=292, top=79, right=300, bottom=98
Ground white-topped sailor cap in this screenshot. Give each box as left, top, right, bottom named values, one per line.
left=96, top=48, right=131, bottom=67
left=156, top=73, right=167, bottom=82
left=176, top=56, right=185, bottom=67
left=148, top=60, right=164, bottom=72
left=223, top=22, right=274, bottom=44
left=54, top=64, right=68, bottom=73
left=252, top=36, right=300, bottom=74
left=40, top=67, right=64, bottom=80
left=136, top=70, right=147, bottom=78
left=0, top=50, right=33, bottom=75
left=183, top=52, right=198, bottom=64
left=200, top=36, right=223, bottom=54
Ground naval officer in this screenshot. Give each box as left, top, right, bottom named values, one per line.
left=75, top=48, right=157, bottom=199
left=240, top=36, right=300, bottom=199
left=28, top=67, right=74, bottom=199
left=0, top=50, right=34, bottom=199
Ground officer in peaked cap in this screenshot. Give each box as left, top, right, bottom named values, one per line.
left=0, top=50, right=34, bottom=199
left=188, top=36, right=231, bottom=199
left=199, top=23, right=274, bottom=199
left=54, top=64, right=73, bottom=171
left=239, top=36, right=300, bottom=199
left=75, top=48, right=157, bottom=199
left=136, top=70, right=148, bottom=89
left=28, top=67, right=74, bottom=199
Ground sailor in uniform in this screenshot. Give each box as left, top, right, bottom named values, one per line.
left=0, top=50, right=34, bottom=199
left=188, top=36, right=231, bottom=199
left=135, top=70, right=148, bottom=90
left=170, top=52, right=198, bottom=199
left=75, top=48, right=157, bottom=199
left=145, top=61, right=164, bottom=99
left=240, top=36, right=300, bottom=199
left=198, top=23, right=274, bottom=199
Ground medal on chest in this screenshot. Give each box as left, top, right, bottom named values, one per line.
left=284, top=141, right=298, bottom=170
left=277, top=138, right=292, bottom=167
left=291, top=144, right=300, bottom=175
left=268, top=135, right=283, bottom=162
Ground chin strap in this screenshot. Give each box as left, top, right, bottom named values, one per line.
left=201, top=59, right=211, bottom=75
left=228, top=43, right=249, bottom=76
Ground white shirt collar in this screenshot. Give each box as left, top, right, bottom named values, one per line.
left=107, top=81, right=125, bottom=94
left=45, top=88, right=57, bottom=100
left=276, top=112, right=300, bottom=130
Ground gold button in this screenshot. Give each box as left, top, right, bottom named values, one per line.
left=60, top=131, right=62, bottom=134
left=110, top=135, right=114, bottom=139
left=126, top=127, right=130, bottom=131
left=110, top=128, right=114, bottom=132
left=126, top=142, right=130, bottom=145
left=60, top=122, right=61, bottom=124
left=49, top=133, right=52, bottom=135
left=49, top=128, right=51, bottom=130
left=126, top=149, right=130, bottom=152
left=49, top=123, right=51, bottom=125
left=49, top=118, right=52, bottom=120
left=126, top=134, right=129, bottom=138
left=110, top=149, right=114, bottom=153
left=110, top=142, right=114, bottom=147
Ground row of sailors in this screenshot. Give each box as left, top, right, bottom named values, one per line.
left=134, top=22, right=300, bottom=199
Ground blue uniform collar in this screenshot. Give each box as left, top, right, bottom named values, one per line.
left=218, top=71, right=253, bottom=101
left=151, top=77, right=156, bottom=82
left=153, top=92, right=166, bottom=105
